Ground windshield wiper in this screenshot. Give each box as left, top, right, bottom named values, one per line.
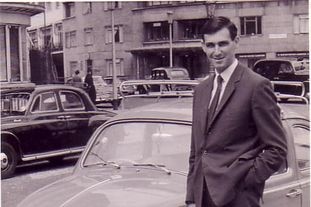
left=85, top=152, right=120, bottom=169
left=133, top=163, right=171, bottom=175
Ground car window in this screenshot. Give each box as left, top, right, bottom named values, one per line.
left=84, top=122, right=191, bottom=172
left=1, top=92, right=30, bottom=116
left=31, top=92, right=58, bottom=113
left=291, top=123, right=310, bottom=171
left=60, top=91, right=85, bottom=110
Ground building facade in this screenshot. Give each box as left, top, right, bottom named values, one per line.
left=27, top=2, right=64, bottom=83
left=51, top=0, right=309, bottom=81
left=0, top=2, right=44, bottom=83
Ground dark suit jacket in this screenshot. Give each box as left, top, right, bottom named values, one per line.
left=186, top=63, right=287, bottom=207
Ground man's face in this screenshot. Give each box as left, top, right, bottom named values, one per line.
left=202, top=27, right=239, bottom=73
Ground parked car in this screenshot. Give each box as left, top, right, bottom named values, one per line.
left=1, top=83, right=116, bottom=179
left=103, top=76, right=136, bottom=96
left=18, top=98, right=309, bottom=207
left=151, top=67, right=190, bottom=80
left=253, top=59, right=309, bottom=101
left=67, top=75, right=123, bottom=106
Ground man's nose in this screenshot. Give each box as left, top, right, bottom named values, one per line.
left=214, top=45, right=222, bottom=55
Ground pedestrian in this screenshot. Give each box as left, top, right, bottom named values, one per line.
left=72, top=70, right=83, bottom=88
left=84, top=70, right=96, bottom=103
left=185, top=16, right=287, bottom=207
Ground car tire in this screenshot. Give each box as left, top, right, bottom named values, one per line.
left=1, top=142, right=18, bottom=179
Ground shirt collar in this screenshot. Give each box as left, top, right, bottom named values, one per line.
left=215, top=59, right=238, bottom=83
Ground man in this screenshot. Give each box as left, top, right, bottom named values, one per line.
left=72, top=70, right=83, bottom=88
left=84, top=70, right=96, bottom=103
left=186, top=16, right=287, bottom=207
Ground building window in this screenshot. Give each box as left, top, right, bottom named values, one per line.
left=103, top=2, right=122, bottom=11
left=240, top=16, right=262, bottom=35
left=9, top=26, right=20, bottom=81
left=106, top=59, right=124, bottom=76
left=55, top=2, right=60, bottom=9
left=0, top=25, right=7, bottom=81
left=178, top=19, right=206, bottom=39
left=28, top=30, right=38, bottom=49
left=83, top=2, right=92, bottom=14
left=41, top=28, right=52, bottom=48
left=46, top=2, right=52, bottom=11
left=0, top=25, right=23, bottom=82
left=294, top=14, right=309, bottom=34
left=84, top=28, right=94, bottom=45
left=145, top=21, right=169, bottom=41
left=105, top=25, right=123, bottom=43
left=65, top=31, right=77, bottom=48
left=179, top=0, right=199, bottom=3
left=70, top=61, right=78, bottom=74
left=146, top=1, right=172, bottom=6
left=64, top=2, right=75, bottom=18
left=54, top=24, right=63, bottom=48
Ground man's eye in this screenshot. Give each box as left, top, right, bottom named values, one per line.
left=205, top=43, right=214, bottom=48
left=219, top=41, right=229, bottom=47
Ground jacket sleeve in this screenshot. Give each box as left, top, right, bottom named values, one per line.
left=186, top=90, right=197, bottom=203
left=245, top=79, right=287, bottom=185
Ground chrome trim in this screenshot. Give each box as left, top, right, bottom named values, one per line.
left=21, top=147, right=84, bottom=161
left=272, top=81, right=308, bottom=104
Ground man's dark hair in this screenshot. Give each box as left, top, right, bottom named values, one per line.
left=200, top=16, right=238, bottom=41
left=75, top=70, right=80, bottom=75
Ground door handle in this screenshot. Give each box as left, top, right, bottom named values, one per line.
left=286, top=189, right=302, bottom=198
left=64, top=115, right=72, bottom=119
left=57, top=115, right=66, bottom=119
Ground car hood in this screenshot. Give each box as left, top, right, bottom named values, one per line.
left=18, top=167, right=186, bottom=207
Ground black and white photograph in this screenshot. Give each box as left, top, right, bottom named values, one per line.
left=0, top=1, right=309, bottom=207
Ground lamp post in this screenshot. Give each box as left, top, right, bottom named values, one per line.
left=110, top=3, right=118, bottom=110
left=167, top=11, right=173, bottom=68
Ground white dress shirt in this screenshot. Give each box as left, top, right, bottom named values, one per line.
left=209, top=59, right=238, bottom=107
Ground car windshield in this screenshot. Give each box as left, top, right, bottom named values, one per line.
left=83, top=122, right=191, bottom=173
left=1, top=92, right=31, bottom=117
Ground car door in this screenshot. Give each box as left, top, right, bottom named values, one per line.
left=289, top=118, right=310, bottom=207
left=58, top=90, right=93, bottom=149
left=20, top=91, right=69, bottom=155
left=262, top=119, right=306, bottom=207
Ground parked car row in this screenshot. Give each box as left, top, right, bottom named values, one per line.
left=1, top=83, right=116, bottom=179
left=18, top=97, right=309, bottom=207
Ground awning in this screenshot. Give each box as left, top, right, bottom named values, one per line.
left=127, top=40, right=203, bottom=54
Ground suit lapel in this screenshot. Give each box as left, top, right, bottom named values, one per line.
left=200, top=74, right=215, bottom=131
left=206, top=65, right=244, bottom=131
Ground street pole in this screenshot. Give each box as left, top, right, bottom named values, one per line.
left=111, top=6, right=118, bottom=110
left=167, top=11, right=173, bottom=68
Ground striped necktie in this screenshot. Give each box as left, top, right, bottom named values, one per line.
left=208, top=75, right=223, bottom=122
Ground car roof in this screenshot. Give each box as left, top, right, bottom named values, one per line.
left=254, top=58, right=308, bottom=66
left=1, top=84, right=85, bottom=95
left=110, top=98, right=193, bottom=123
left=152, top=67, right=188, bottom=71
left=108, top=99, right=308, bottom=124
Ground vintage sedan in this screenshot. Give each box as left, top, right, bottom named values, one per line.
left=18, top=98, right=309, bottom=207
left=1, top=83, right=116, bottom=179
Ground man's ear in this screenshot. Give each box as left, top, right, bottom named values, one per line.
left=234, top=35, right=240, bottom=45
left=201, top=41, right=207, bottom=54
